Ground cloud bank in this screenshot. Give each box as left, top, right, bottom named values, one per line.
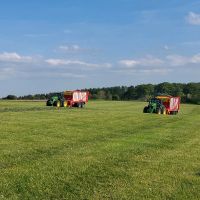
left=0, top=51, right=200, bottom=80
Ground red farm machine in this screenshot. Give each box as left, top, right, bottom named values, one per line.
left=46, top=90, right=89, bottom=108
left=143, top=95, right=180, bottom=115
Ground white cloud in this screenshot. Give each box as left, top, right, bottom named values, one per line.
left=1, top=49, right=199, bottom=80
left=164, top=45, right=169, bottom=50
left=119, top=53, right=200, bottom=70
left=186, top=12, right=200, bottom=25
left=139, top=68, right=172, bottom=75
left=167, top=54, right=200, bottom=66
left=191, top=54, right=200, bottom=63
left=166, top=55, right=189, bottom=66
left=59, top=46, right=70, bottom=51
left=119, top=55, right=164, bottom=68
left=119, top=60, right=139, bottom=68
left=71, top=45, right=80, bottom=50
left=46, top=59, right=98, bottom=67
left=58, top=44, right=100, bottom=54
left=0, top=52, right=32, bottom=62
left=45, top=72, right=86, bottom=78
left=117, top=53, right=200, bottom=75
left=45, top=59, right=112, bottom=69
left=59, top=44, right=81, bottom=52
left=140, top=56, right=164, bottom=66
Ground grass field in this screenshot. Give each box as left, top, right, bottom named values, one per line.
left=0, top=100, right=200, bottom=200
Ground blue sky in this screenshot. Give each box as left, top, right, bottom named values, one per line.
left=0, top=0, right=200, bottom=96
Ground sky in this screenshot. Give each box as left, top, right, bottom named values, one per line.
left=0, top=0, right=200, bottom=97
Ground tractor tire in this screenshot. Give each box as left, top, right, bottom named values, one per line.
left=46, top=101, right=50, bottom=106
left=78, top=103, right=82, bottom=108
left=143, top=106, right=148, bottom=113
left=156, top=108, right=161, bottom=114
left=174, top=111, right=178, bottom=115
left=170, top=111, right=177, bottom=115
left=81, top=103, right=85, bottom=108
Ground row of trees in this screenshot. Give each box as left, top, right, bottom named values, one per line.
left=87, top=82, right=200, bottom=104
left=2, top=82, right=200, bottom=104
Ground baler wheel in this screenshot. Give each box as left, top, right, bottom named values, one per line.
left=78, top=103, right=82, bottom=108
left=174, top=111, right=178, bottom=115
left=81, top=103, right=85, bottom=108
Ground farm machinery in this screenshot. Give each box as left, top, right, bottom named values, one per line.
left=143, top=95, right=180, bottom=115
left=46, top=90, right=89, bottom=108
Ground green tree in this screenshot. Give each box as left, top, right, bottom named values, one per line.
left=5, top=95, right=17, bottom=100
left=97, top=90, right=106, bottom=99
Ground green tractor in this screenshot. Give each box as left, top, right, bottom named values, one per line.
left=46, top=93, right=66, bottom=108
left=143, top=98, right=166, bottom=114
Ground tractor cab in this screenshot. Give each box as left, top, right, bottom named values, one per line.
left=149, top=98, right=162, bottom=106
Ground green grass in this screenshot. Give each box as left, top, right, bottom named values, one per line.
left=0, top=100, right=200, bottom=200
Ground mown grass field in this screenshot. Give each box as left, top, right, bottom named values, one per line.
left=0, top=100, right=200, bottom=200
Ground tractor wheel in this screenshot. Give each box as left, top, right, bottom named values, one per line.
left=170, top=111, right=176, bottom=115
left=162, top=108, right=166, bottom=115
left=56, top=101, right=61, bottom=108
left=46, top=101, right=51, bottom=106
left=143, top=106, right=148, bottom=113
left=174, top=111, right=178, bottom=115
left=156, top=108, right=161, bottom=114
left=81, top=103, right=85, bottom=108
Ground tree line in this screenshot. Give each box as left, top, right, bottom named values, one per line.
left=2, top=82, right=200, bottom=104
